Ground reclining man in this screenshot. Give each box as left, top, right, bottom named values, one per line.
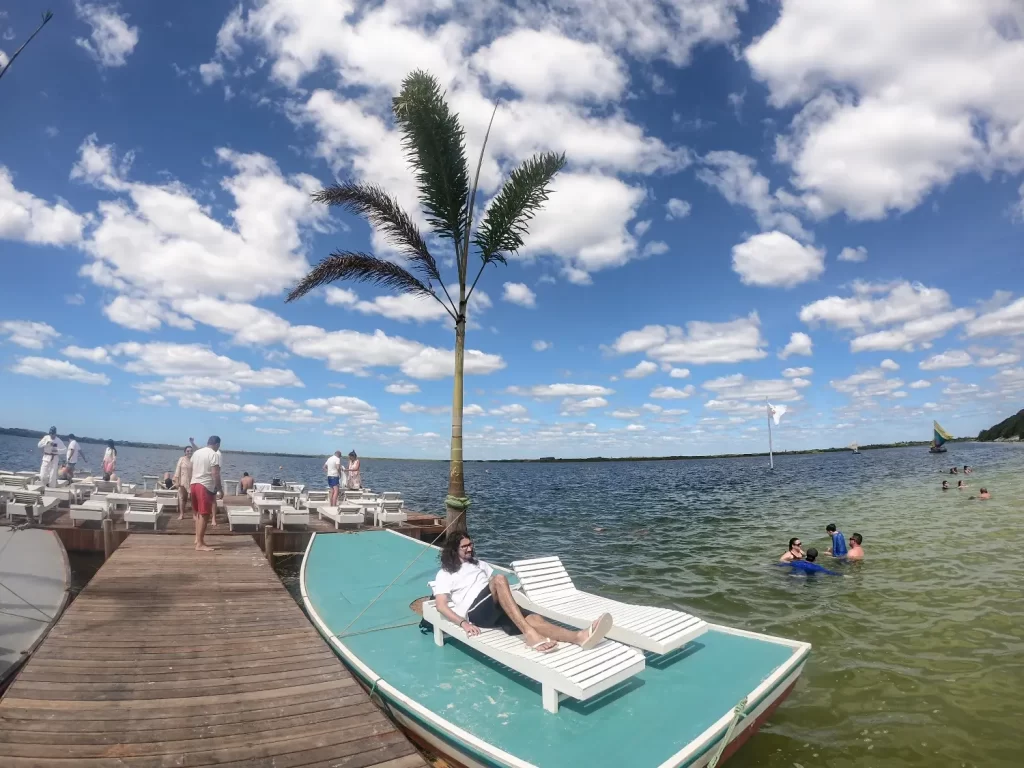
left=432, top=532, right=612, bottom=653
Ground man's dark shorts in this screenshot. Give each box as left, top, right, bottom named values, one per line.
left=465, top=586, right=532, bottom=636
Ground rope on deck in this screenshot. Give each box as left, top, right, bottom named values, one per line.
left=707, top=696, right=748, bottom=768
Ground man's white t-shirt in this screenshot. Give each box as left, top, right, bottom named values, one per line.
left=432, top=560, right=494, bottom=618
left=325, top=454, right=341, bottom=477
left=66, top=440, right=82, bottom=463
left=191, top=446, right=222, bottom=491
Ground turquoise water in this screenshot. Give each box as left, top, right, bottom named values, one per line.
left=2, top=435, right=1021, bottom=766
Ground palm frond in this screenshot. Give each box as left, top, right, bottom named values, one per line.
left=473, top=152, right=566, bottom=265
left=312, top=182, right=441, bottom=285
left=392, top=70, right=470, bottom=250
left=286, top=252, right=436, bottom=303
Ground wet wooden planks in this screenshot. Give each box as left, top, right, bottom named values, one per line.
left=0, top=535, right=427, bottom=768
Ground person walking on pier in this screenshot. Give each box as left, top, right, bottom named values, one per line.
left=173, top=445, right=193, bottom=520
left=37, top=427, right=65, bottom=488
left=325, top=450, right=343, bottom=505
left=190, top=436, right=223, bottom=552
left=63, top=433, right=85, bottom=480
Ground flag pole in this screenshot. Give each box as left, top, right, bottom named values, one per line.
left=766, top=398, right=774, bottom=470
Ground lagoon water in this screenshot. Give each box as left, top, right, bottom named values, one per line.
left=2, top=433, right=1021, bottom=767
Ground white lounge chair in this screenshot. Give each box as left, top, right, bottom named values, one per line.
left=303, top=490, right=330, bottom=510
left=511, top=556, right=709, bottom=655
left=376, top=499, right=407, bottom=527
left=277, top=505, right=309, bottom=529
left=382, top=491, right=402, bottom=501
left=226, top=506, right=261, bottom=531
left=319, top=504, right=363, bottom=529
left=123, top=499, right=160, bottom=530
left=421, top=599, right=645, bottom=713
left=4, top=491, right=60, bottom=521
left=69, top=500, right=111, bottom=527
left=153, top=486, right=178, bottom=498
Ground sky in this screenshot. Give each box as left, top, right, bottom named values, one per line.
left=1, top=0, right=1024, bottom=460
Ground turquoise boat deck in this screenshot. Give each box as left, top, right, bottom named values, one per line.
left=303, top=531, right=808, bottom=767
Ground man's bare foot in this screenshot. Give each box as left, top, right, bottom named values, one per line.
left=177, top=514, right=184, bottom=520
left=523, top=629, right=557, bottom=653
left=195, top=544, right=214, bottom=551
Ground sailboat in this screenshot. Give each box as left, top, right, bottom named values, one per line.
left=849, top=442, right=860, bottom=454
left=929, top=420, right=953, bottom=453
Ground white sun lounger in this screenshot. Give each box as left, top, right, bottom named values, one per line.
left=421, top=599, right=645, bottom=714
left=69, top=500, right=112, bottom=526
left=319, top=504, right=364, bottom=529
left=511, top=556, right=709, bottom=655
left=4, top=491, right=60, bottom=521
left=277, top=505, right=309, bottom=529
left=123, top=499, right=160, bottom=530
left=376, top=500, right=407, bottom=527
left=226, top=506, right=261, bottom=531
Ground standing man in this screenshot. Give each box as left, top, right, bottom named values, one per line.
left=173, top=445, right=193, bottom=521
left=64, top=433, right=85, bottom=480
left=37, top=427, right=65, bottom=488
left=324, top=450, right=342, bottom=506
left=189, top=436, right=223, bottom=552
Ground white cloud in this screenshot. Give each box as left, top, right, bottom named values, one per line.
left=665, top=198, right=692, bottom=220
left=61, top=345, right=113, bottom=364
left=0, top=321, right=60, bottom=350
left=306, top=395, right=378, bottom=420
left=10, top=356, right=110, bottom=385
left=610, top=313, right=767, bottom=364
left=731, top=231, right=824, bottom=288
left=560, top=396, right=609, bottom=414
left=745, top=0, right=1024, bottom=220
left=502, top=282, right=537, bottom=308
left=199, top=61, right=225, bottom=85
left=74, top=1, right=139, bottom=68
left=669, top=367, right=690, bottom=379
left=510, top=383, right=615, bottom=398
left=623, top=360, right=658, bottom=379
left=650, top=385, right=695, bottom=399
left=879, top=358, right=900, bottom=371
left=977, top=351, right=1021, bottom=367
left=0, top=168, right=85, bottom=246
left=966, top=297, right=1024, bottom=338
left=779, top=331, right=813, bottom=359
left=326, top=285, right=490, bottom=324
left=490, top=403, right=528, bottom=417
left=782, top=366, right=813, bottom=378
left=399, top=402, right=449, bottom=415
left=385, top=382, right=420, bottom=395
left=609, top=409, right=641, bottom=419
left=697, top=151, right=809, bottom=239
left=532, top=340, right=552, bottom=352
left=625, top=423, right=646, bottom=432
left=909, top=379, right=931, bottom=389
left=703, top=374, right=804, bottom=404
left=838, top=246, right=868, bottom=262
left=634, top=219, right=651, bottom=237
left=399, top=347, right=506, bottom=380
left=473, top=29, right=626, bottom=102
left=830, top=368, right=904, bottom=399
left=0, top=50, right=7, bottom=69
left=463, top=404, right=485, bottom=416
left=255, top=427, right=290, bottom=434
left=103, top=296, right=195, bottom=332
left=919, top=350, right=973, bottom=370
left=65, top=293, right=86, bottom=306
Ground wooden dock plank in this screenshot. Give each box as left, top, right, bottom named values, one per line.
left=0, top=535, right=427, bottom=768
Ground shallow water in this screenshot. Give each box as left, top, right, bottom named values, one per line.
left=3, top=435, right=1021, bottom=766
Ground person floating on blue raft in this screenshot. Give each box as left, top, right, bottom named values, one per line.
left=776, top=548, right=842, bottom=576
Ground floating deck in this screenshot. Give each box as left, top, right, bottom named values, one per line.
left=0, top=535, right=427, bottom=768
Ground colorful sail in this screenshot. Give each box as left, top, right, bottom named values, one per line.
left=933, top=420, right=953, bottom=448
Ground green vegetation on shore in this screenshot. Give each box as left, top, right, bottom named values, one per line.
left=977, top=409, right=1024, bottom=442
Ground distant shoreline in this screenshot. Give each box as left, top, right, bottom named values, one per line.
left=1, top=425, right=976, bottom=463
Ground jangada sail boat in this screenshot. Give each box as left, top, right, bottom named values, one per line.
left=302, top=531, right=811, bottom=768
left=849, top=442, right=860, bottom=454
left=929, top=420, right=953, bottom=453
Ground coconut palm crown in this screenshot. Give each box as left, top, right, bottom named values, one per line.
left=286, top=70, right=566, bottom=531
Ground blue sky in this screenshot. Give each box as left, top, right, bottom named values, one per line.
left=2, top=0, right=1023, bottom=459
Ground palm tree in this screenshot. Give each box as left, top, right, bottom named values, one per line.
left=0, top=11, right=53, bottom=84
left=287, top=70, right=565, bottom=532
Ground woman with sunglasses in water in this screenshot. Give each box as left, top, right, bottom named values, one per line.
left=779, top=537, right=804, bottom=562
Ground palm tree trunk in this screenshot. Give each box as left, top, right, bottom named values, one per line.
left=445, top=301, right=469, bottom=532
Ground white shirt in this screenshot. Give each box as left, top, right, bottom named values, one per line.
left=190, top=446, right=222, bottom=491
left=38, top=435, right=65, bottom=456
left=66, top=440, right=82, bottom=463
left=325, top=454, right=341, bottom=477
left=432, top=560, right=494, bottom=619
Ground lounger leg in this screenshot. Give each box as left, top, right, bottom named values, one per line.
left=433, top=625, right=444, bottom=647
left=542, top=685, right=560, bottom=714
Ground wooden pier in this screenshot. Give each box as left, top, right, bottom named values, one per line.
left=0, top=535, right=428, bottom=768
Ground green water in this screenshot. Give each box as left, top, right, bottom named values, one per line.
left=270, top=442, right=1022, bottom=767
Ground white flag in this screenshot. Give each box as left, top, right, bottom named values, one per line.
left=767, top=402, right=787, bottom=425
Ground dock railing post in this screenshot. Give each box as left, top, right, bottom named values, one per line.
left=264, top=525, right=273, bottom=563
left=102, top=518, right=114, bottom=561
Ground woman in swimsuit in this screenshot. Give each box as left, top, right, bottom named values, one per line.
left=779, top=537, right=804, bottom=562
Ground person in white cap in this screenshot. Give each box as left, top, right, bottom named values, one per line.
left=37, top=426, right=65, bottom=488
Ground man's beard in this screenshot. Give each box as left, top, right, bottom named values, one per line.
left=463, top=553, right=478, bottom=565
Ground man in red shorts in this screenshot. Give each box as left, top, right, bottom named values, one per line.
left=189, top=435, right=223, bottom=551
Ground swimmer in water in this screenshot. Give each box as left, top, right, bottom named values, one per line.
left=963, top=465, right=971, bottom=474
left=779, top=537, right=804, bottom=562
left=846, top=533, right=864, bottom=560
left=776, top=548, right=842, bottom=576
left=942, top=480, right=950, bottom=491
left=950, top=467, right=958, bottom=474
left=977, top=487, right=990, bottom=500
left=957, top=480, right=967, bottom=490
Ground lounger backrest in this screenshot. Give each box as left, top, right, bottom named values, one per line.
left=383, top=491, right=401, bottom=500
left=1, top=475, right=30, bottom=488
left=128, top=500, right=158, bottom=514
left=262, top=491, right=285, bottom=500
left=382, top=500, right=403, bottom=513
left=511, top=556, right=578, bottom=602
left=307, top=491, right=329, bottom=501
left=94, top=481, right=118, bottom=493
left=12, top=491, right=42, bottom=505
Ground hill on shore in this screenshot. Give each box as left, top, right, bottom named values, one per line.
left=977, top=409, right=1024, bottom=441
